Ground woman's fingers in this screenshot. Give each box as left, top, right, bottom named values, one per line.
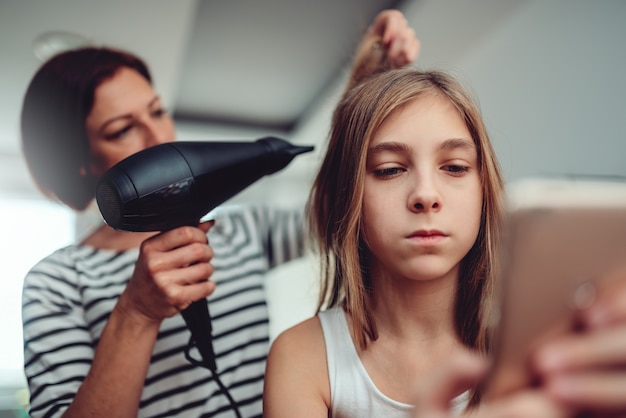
left=125, top=221, right=216, bottom=320
left=370, top=9, right=420, bottom=67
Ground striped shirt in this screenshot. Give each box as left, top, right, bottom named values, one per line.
left=22, top=205, right=304, bottom=418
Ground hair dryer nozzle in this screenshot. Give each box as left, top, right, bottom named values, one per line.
left=290, top=145, right=315, bottom=156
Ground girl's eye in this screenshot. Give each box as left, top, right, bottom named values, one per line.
left=443, top=165, right=470, bottom=176
left=374, top=167, right=405, bottom=179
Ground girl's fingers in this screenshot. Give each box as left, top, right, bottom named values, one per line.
left=580, top=266, right=626, bottom=329
left=476, top=391, right=572, bottom=418
left=545, top=371, right=626, bottom=412
left=534, top=325, right=626, bottom=374
left=412, top=350, right=487, bottom=417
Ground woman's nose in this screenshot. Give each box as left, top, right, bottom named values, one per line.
left=142, top=120, right=170, bottom=147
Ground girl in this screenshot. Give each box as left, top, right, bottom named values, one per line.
left=264, top=67, right=626, bottom=417
left=263, top=67, right=504, bottom=417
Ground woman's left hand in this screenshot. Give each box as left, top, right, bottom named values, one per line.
left=346, top=9, right=419, bottom=91
left=366, top=9, right=420, bottom=67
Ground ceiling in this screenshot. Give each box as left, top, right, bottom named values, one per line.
left=0, top=0, right=528, bottom=198
left=0, top=0, right=403, bottom=196
left=0, top=0, right=398, bottom=151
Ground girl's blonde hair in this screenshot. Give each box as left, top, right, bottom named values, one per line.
left=306, top=67, right=504, bottom=361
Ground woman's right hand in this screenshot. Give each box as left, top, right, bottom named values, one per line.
left=118, top=220, right=216, bottom=324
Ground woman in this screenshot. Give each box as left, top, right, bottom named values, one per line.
left=19, top=10, right=419, bottom=418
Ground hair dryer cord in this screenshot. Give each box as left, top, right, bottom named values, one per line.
left=184, top=337, right=243, bottom=418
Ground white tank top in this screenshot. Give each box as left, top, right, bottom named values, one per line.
left=318, top=306, right=469, bottom=418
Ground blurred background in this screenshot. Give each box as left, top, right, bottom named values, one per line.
left=1, top=0, right=625, bottom=415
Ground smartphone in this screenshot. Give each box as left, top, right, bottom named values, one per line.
left=483, top=177, right=626, bottom=399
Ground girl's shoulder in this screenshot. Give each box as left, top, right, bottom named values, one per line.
left=265, top=315, right=331, bottom=415
left=272, top=315, right=325, bottom=352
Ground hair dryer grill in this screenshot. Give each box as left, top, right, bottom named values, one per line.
left=95, top=136, right=313, bottom=372
left=96, top=136, right=314, bottom=232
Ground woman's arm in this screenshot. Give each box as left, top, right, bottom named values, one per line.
left=263, top=317, right=330, bottom=418
left=62, top=223, right=215, bottom=418
left=24, top=222, right=215, bottom=418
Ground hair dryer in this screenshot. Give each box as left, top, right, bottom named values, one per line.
left=95, top=136, right=313, bottom=372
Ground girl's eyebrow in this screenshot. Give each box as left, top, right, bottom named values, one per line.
left=368, top=141, right=410, bottom=154
left=438, top=137, right=476, bottom=152
left=368, top=138, right=476, bottom=155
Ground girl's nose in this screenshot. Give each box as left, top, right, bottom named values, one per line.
left=408, top=174, right=441, bottom=213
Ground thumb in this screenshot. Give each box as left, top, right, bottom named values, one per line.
left=197, top=219, right=215, bottom=234
left=412, top=350, right=488, bottom=417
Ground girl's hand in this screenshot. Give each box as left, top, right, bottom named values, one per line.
left=410, top=350, right=571, bottom=418
left=532, top=267, right=626, bottom=415
left=118, top=221, right=216, bottom=324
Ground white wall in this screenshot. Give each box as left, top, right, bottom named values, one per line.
left=9, top=0, right=626, bottom=348
left=226, top=0, right=626, bottom=339
left=409, top=0, right=626, bottom=182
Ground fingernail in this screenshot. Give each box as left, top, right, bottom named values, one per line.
left=536, top=346, right=566, bottom=373
left=584, top=305, right=611, bottom=329
left=547, top=376, right=579, bottom=401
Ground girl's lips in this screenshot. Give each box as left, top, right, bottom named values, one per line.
left=406, top=230, right=448, bottom=245
left=407, top=229, right=447, bottom=238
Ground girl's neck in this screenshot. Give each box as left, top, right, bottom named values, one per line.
left=353, top=270, right=465, bottom=405
left=369, top=268, right=459, bottom=341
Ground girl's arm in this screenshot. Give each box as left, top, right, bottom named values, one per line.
left=263, top=317, right=330, bottom=418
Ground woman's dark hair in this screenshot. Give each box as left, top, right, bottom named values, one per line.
left=21, top=47, right=152, bottom=210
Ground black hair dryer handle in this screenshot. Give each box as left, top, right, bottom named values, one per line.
left=181, top=298, right=217, bottom=371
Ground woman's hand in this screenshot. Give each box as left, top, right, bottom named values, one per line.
left=346, top=9, right=420, bottom=91
left=532, top=267, right=626, bottom=415
left=367, top=9, right=420, bottom=68
left=119, top=220, right=216, bottom=324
